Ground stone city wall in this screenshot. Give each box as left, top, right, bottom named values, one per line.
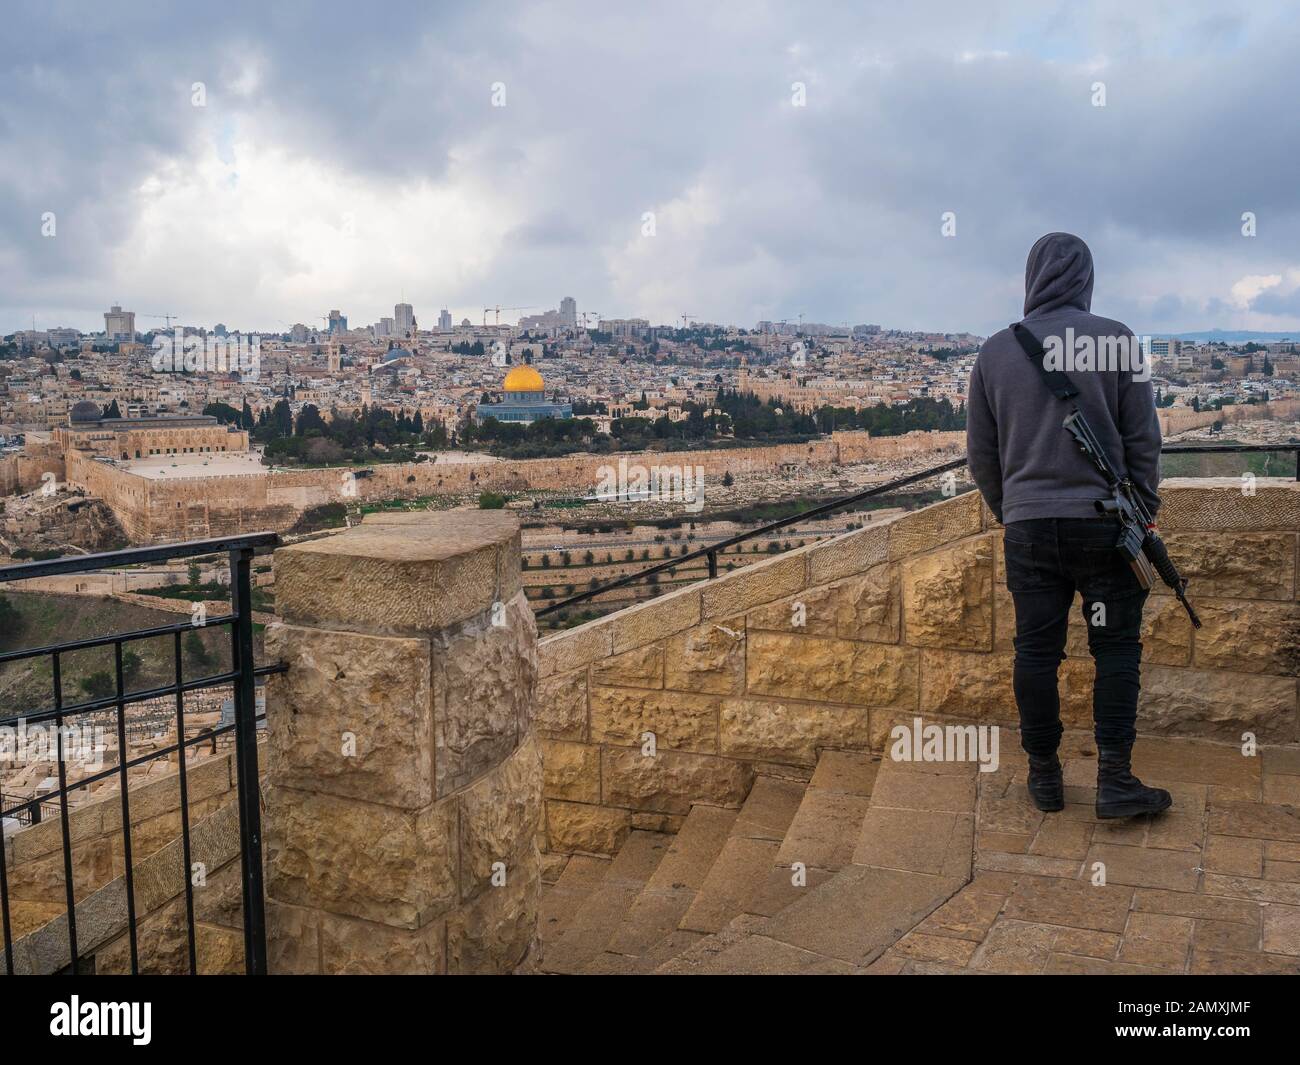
left=533, top=479, right=1300, bottom=857
left=1158, top=397, right=1300, bottom=436
left=0, top=441, right=66, bottom=497
left=64, top=430, right=964, bottom=543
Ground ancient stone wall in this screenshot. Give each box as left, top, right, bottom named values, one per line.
left=263, top=511, right=543, bottom=974
left=63, top=430, right=966, bottom=543
left=534, top=479, right=1300, bottom=856
left=1158, top=397, right=1300, bottom=436
left=0, top=441, right=66, bottom=497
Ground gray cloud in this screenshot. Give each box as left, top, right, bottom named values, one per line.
left=2, top=0, right=1299, bottom=336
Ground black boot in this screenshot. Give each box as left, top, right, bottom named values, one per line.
left=1096, top=747, right=1172, bottom=819
left=1026, top=754, right=1064, bottom=812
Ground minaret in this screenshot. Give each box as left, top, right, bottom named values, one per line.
left=327, top=334, right=341, bottom=374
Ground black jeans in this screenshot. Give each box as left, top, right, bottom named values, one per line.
left=1003, top=517, right=1149, bottom=757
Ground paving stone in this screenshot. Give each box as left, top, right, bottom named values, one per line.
left=975, top=851, right=1083, bottom=879
left=1118, top=912, right=1192, bottom=970
left=869, top=765, right=976, bottom=813
left=1188, top=948, right=1300, bottom=975
left=678, top=835, right=779, bottom=933
left=1084, top=842, right=1201, bottom=892
left=1052, top=927, right=1120, bottom=959
left=853, top=807, right=973, bottom=877
left=1205, top=835, right=1263, bottom=877
left=1029, top=819, right=1094, bottom=859
left=1202, top=872, right=1300, bottom=905
left=1208, top=801, right=1300, bottom=842
left=1193, top=918, right=1260, bottom=953
left=1003, top=876, right=1134, bottom=933
left=673, top=933, right=860, bottom=975
left=1132, top=740, right=1261, bottom=789
left=968, top=919, right=1058, bottom=973
left=732, top=776, right=805, bottom=841
left=892, top=931, right=978, bottom=966
left=1264, top=860, right=1300, bottom=883
left=1144, top=814, right=1204, bottom=853
left=775, top=789, right=872, bottom=871
left=744, top=864, right=836, bottom=917
left=542, top=831, right=668, bottom=973
left=761, top=864, right=965, bottom=965
left=1044, top=954, right=1171, bottom=975
left=915, top=886, right=1007, bottom=942
left=1262, top=774, right=1300, bottom=807
left=978, top=831, right=1032, bottom=854
left=538, top=854, right=608, bottom=952
left=1262, top=904, right=1300, bottom=956
left=1132, top=888, right=1259, bottom=924
left=808, top=751, right=878, bottom=795
left=977, top=795, right=1044, bottom=836
left=602, top=804, right=735, bottom=960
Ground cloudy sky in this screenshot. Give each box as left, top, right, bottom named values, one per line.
left=3, top=0, right=1299, bottom=338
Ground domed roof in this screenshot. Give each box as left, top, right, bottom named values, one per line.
left=70, top=400, right=102, bottom=423
left=503, top=364, right=544, bottom=392
left=383, top=347, right=412, bottom=363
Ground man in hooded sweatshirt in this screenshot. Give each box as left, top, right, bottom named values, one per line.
left=966, top=232, right=1171, bottom=819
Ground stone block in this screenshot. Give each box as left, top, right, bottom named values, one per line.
left=535, top=668, right=588, bottom=741
left=1139, top=666, right=1296, bottom=743
left=902, top=537, right=994, bottom=650
left=541, top=739, right=601, bottom=803
left=701, top=552, right=805, bottom=619
left=589, top=686, right=719, bottom=752
left=266, top=624, right=433, bottom=808
left=431, top=591, right=535, bottom=796
left=538, top=622, right=612, bottom=679
left=545, top=800, right=631, bottom=855
left=720, top=697, right=872, bottom=764
left=1157, top=478, right=1300, bottom=533
left=888, top=491, right=982, bottom=560
left=806, top=521, right=892, bottom=586
left=664, top=618, right=745, bottom=694
left=1160, top=532, right=1296, bottom=601
left=265, top=786, right=458, bottom=929
left=458, top=735, right=543, bottom=902
left=275, top=513, right=519, bottom=632
left=600, top=746, right=754, bottom=814
left=608, top=587, right=701, bottom=653
left=1192, top=598, right=1300, bottom=675
left=591, top=642, right=664, bottom=689
left=746, top=631, right=918, bottom=708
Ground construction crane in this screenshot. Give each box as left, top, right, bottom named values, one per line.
left=142, top=313, right=178, bottom=330
left=484, top=305, right=537, bottom=326
left=680, top=313, right=697, bottom=330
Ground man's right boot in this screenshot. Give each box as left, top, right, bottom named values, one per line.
left=1026, top=753, right=1064, bottom=813
left=1096, top=747, right=1172, bottom=819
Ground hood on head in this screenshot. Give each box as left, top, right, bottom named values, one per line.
left=1023, top=232, right=1094, bottom=317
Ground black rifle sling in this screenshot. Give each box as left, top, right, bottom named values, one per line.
left=1009, top=322, right=1080, bottom=401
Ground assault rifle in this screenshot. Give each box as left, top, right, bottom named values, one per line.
left=1010, top=323, right=1202, bottom=628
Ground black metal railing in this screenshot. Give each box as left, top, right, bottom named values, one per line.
left=537, top=442, right=1300, bottom=617
left=0, top=533, right=283, bottom=975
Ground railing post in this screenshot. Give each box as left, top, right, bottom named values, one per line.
left=707, top=549, right=717, bottom=579
left=229, top=546, right=268, bottom=975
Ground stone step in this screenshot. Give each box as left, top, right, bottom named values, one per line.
left=677, top=775, right=807, bottom=935
left=540, top=830, right=670, bottom=974
left=538, top=854, right=610, bottom=955
left=658, top=753, right=978, bottom=974
left=583, top=804, right=738, bottom=974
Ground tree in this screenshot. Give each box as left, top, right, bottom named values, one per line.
left=187, top=561, right=202, bottom=589
left=102, top=399, right=122, bottom=419
left=79, top=671, right=115, bottom=699
left=184, top=631, right=213, bottom=672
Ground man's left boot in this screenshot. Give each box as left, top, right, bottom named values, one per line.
left=1096, top=746, right=1172, bottom=819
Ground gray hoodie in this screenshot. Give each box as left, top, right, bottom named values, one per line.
left=965, top=233, right=1162, bottom=525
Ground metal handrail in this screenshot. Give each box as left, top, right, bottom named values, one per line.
left=536, top=442, right=1300, bottom=618
left=0, top=533, right=281, bottom=977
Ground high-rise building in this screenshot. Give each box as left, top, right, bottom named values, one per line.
left=438, top=308, right=452, bottom=330
left=394, top=302, right=415, bottom=335
left=328, top=309, right=347, bottom=334
left=104, top=304, right=135, bottom=341
left=560, top=296, right=577, bottom=328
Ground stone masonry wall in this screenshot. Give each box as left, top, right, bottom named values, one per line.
left=535, top=479, right=1300, bottom=856
left=263, top=511, right=543, bottom=974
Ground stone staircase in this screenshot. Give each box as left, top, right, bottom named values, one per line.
left=539, top=750, right=979, bottom=974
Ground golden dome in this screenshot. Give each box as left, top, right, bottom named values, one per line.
left=503, top=364, right=544, bottom=392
